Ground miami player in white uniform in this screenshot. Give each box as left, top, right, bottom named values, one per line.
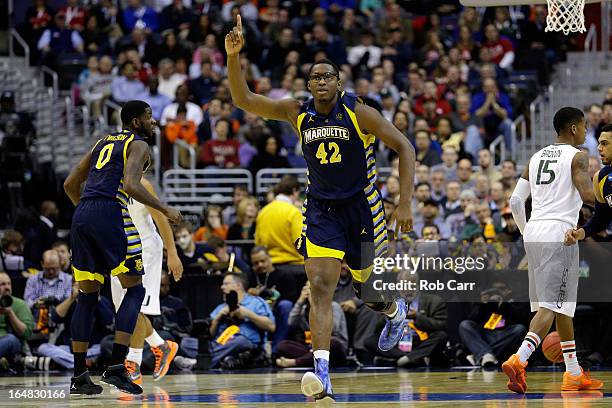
left=501, top=107, right=603, bottom=393
left=111, top=176, right=183, bottom=385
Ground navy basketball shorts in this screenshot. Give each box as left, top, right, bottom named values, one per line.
left=298, top=184, right=388, bottom=283
left=70, top=199, right=144, bottom=284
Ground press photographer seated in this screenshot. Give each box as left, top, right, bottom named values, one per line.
left=209, top=273, right=275, bottom=369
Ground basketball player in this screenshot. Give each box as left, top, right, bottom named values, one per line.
left=64, top=101, right=181, bottom=395
left=110, top=175, right=183, bottom=386
left=564, top=124, right=612, bottom=244
left=503, top=107, right=603, bottom=393
left=226, top=16, right=415, bottom=402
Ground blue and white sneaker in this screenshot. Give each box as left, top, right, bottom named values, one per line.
left=301, top=358, right=335, bottom=402
left=378, top=299, right=407, bottom=351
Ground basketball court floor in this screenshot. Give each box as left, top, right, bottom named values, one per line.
left=2, top=368, right=612, bottom=407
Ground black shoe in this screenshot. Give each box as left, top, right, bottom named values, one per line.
left=100, top=364, right=143, bottom=395
left=70, top=370, right=103, bottom=396
left=373, top=356, right=397, bottom=367
left=220, top=356, right=239, bottom=370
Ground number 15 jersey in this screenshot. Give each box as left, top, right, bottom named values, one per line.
left=528, top=143, right=582, bottom=226
left=297, top=92, right=376, bottom=200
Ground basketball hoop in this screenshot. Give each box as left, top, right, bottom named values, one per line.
left=545, top=0, right=586, bottom=35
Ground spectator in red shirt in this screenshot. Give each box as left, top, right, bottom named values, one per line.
left=481, top=24, right=514, bottom=70
left=414, top=80, right=452, bottom=118
left=200, top=118, right=241, bottom=169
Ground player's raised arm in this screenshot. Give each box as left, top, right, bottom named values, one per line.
left=64, top=145, right=96, bottom=206
left=140, top=177, right=183, bottom=281
left=571, top=151, right=596, bottom=206
left=355, top=102, right=415, bottom=232
left=124, top=140, right=181, bottom=224
left=509, top=162, right=530, bottom=234
left=225, top=15, right=300, bottom=123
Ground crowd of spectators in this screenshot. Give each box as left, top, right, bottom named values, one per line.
left=2, top=0, right=612, bottom=372
left=16, top=0, right=583, bottom=172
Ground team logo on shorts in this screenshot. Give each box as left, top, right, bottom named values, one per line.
left=135, top=259, right=143, bottom=271
left=336, top=112, right=343, bottom=121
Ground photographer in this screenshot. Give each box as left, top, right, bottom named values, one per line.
left=458, top=282, right=528, bottom=367
left=249, top=247, right=295, bottom=351
left=0, top=272, right=34, bottom=364
left=365, top=270, right=448, bottom=367
left=209, top=273, right=275, bottom=369
left=24, top=250, right=72, bottom=309
left=276, top=281, right=348, bottom=368
left=0, top=230, right=30, bottom=278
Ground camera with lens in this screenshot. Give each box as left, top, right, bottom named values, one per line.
left=34, top=296, right=60, bottom=308
left=0, top=294, right=12, bottom=308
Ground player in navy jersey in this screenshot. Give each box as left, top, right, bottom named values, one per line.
left=566, top=124, right=612, bottom=243
left=63, top=100, right=181, bottom=395
left=226, top=16, right=415, bottom=402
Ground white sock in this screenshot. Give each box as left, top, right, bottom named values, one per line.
left=517, top=332, right=541, bottom=364
left=561, top=340, right=581, bottom=376
left=126, top=348, right=143, bottom=366
left=145, top=331, right=165, bottom=348
left=313, top=350, right=330, bottom=361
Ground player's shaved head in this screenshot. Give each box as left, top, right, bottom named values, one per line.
left=121, top=100, right=150, bottom=125
left=553, top=107, right=584, bottom=135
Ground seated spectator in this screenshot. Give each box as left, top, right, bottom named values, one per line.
left=199, top=119, right=241, bottom=168
left=174, top=222, right=213, bottom=269
left=276, top=281, right=348, bottom=368
left=430, top=170, right=446, bottom=203
left=206, top=236, right=250, bottom=275
left=23, top=200, right=59, bottom=267
left=413, top=199, right=450, bottom=239
left=459, top=282, right=528, bottom=367
left=383, top=175, right=401, bottom=202
left=139, top=76, right=172, bottom=122
left=0, top=272, right=34, bottom=367
left=248, top=247, right=295, bottom=351
left=365, top=270, right=448, bottom=367
left=24, top=251, right=72, bottom=324
left=415, top=130, right=442, bottom=167
left=431, top=147, right=459, bottom=182
left=194, top=205, right=229, bottom=242
left=50, top=240, right=71, bottom=273
left=0, top=90, right=34, bottom=139
left=37, top=11, right=84, bottom=67
left=188, top=61, right=219, bottom=106
left=457, top=158, right=475, bottom=190
left=227, top=197, right=259, bottom=242
left=440, top=181, right=462, bottom=219
left=122, top=0, right=159, bottom=33
left=161, top=84, right=203, bottom=128
left=475, top=149, right=502, bottom=183
left=209, top=273, right=275, bottom=369
left=481, top=23, right=514, bottom=71
left=34, top=279, right=113, bottom=370
left=160, top=2, right=194, bottom=38
left=255, top=176, right=304, bottom=266
left=81, top=55, right=114, bottom=119
left=166, top=104, right=198, bottom=167
left=158, top=58, right=187, bottom=100
left=82, top=15, right=109, bottom=55
left=413, top=81, right=452, bottom=119
left=248, top=135, right=290, bottom=177
left=110, top=61, right=146, bottom=106
left=471, top=78, right=513, bottom=150
left=500, top=159, right=517, bottom=191
left=222, top=185, right=248, bottom=226
left=0, top=230, right=28, bottom=277
left=445, top=189, right=478, bottom=239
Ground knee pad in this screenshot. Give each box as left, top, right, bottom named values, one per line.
left=126, top=283, right=145, bottom=303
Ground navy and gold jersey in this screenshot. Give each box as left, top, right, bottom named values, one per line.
left=297, top=92, right=376, bottom=200
left=81, top=129, right=149, bottom=207
left=597, top=165, right=612, bottom=207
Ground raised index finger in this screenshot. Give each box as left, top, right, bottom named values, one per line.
left=236, top=14, right=242, bottom=33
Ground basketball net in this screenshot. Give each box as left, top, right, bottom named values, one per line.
left=545, top=0, right=587, bottom=35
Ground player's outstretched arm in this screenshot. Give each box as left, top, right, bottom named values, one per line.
left=571, top=151, right=596, bottom=206
left=355, top=102, right=415, bottom=233
left=125, top=140, right=181, bottom=224
left=141, top=177, right=184, bottom=281
left=64, top=148, right=94, bottom=206
left=225, top=15, right=300, bottom=123
left=509, top=162, right=530, bottom=235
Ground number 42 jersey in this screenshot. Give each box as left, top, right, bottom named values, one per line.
left=528, top=143, right=582, bottom=226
